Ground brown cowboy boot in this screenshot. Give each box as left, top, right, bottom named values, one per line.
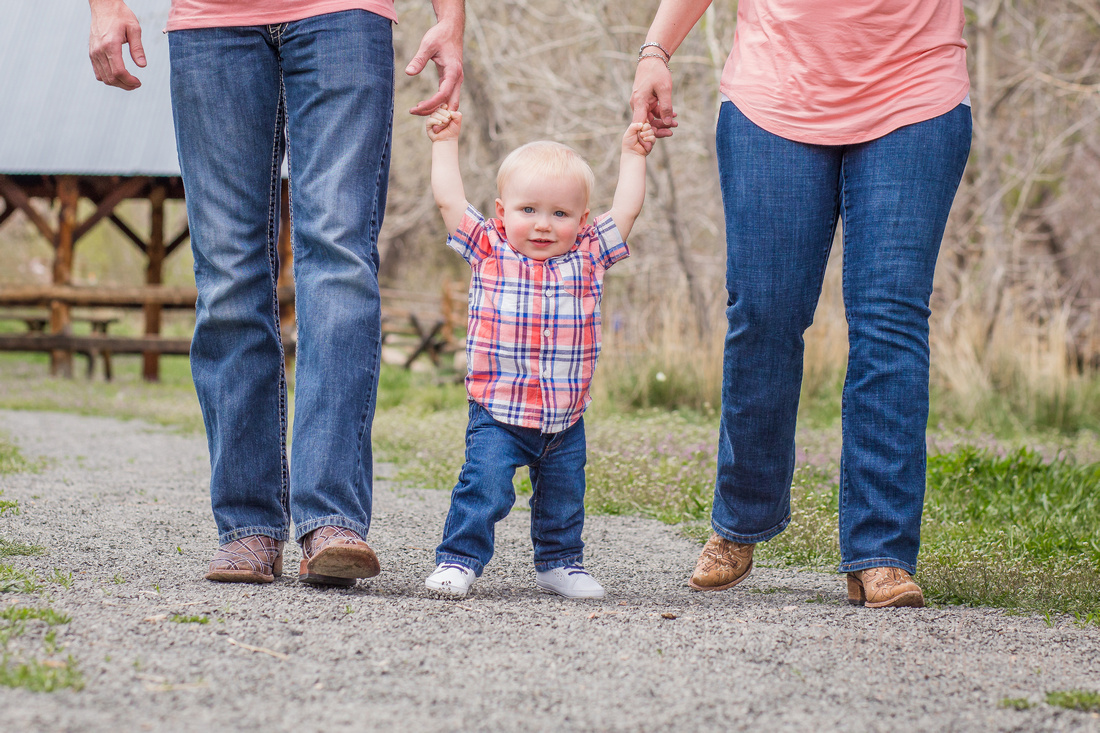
left=205, top=535, right=284, bottom=583
left=847, top=566, right=924, bottom=608
left=689, top=533, right=754, bottom=591
left=299, top=526, right=380, bottom=587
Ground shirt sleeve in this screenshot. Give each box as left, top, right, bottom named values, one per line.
left=445, top=204, right=493, bottom=266
left=585, top=213, right=630, bottom=270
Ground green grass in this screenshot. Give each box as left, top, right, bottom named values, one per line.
left=0, top=565, right=41, bottom=594
left=0, top=434, right=41, bottom=476
left=753, top=445, right=1100, bottom=616
left=0, top=604, right=81, bottom=693
left=999, top=697, right=1033, bottom=710
left=0, top=656, right=84, bottom=693
left=0, top=354, right=204, bottom=433
left=0, top=538, right=45, bottom=558
left=168, top=615, right=208, bottom=624
left=1046, top=689, right=1100, bottom=713
left=2, top=354, right=1099, bottom=617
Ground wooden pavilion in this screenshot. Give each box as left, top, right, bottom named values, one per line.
left=0, top=0, right=293, bottom=380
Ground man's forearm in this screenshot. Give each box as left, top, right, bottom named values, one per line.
left=431, top=0, right=465, bottom=28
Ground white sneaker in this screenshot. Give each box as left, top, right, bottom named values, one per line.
left=535, top=565, right=605, bottom=599
left=425, top=562, right=476, bottom=598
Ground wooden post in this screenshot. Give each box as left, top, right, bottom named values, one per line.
left=50, top=176, right=79, bottom=377
left=143, top=185, right=167, bottom=381
left=277, top=179, right=295, bottom=369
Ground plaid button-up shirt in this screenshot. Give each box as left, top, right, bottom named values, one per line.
left=447, top=205, right=630, bottom=433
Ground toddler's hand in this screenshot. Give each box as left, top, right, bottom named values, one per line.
left=623, top=121, right=657, bottom=156
left=427, top=105, right=462, bottom=142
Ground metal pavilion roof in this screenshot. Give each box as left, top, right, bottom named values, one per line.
left=0, top=0, right=178, bottom=177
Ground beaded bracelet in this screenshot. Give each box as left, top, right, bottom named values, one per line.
left=638, top=41, right=672, bottom=60
left=638, top=52, right=670, bottom=69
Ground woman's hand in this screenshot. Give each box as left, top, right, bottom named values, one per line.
left=630, top=56, right=677, bottom=138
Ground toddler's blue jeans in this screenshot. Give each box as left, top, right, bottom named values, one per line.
left=169, top=11, right=394, bottom=544
left=712, top=101, right=972, bottom=574
left=436, top=402, right=588, bottom=576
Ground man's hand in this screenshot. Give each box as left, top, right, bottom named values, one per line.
left=426, top=106, right=462, bottom=143
left=623, top=121, right=657, bottom=157
left=406, top=2, right=465, bottom=116
left=630, top=56, right=677, bottom=138
left=88, top=0, right=146, bottom=91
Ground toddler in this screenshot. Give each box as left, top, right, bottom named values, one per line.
left=423, top=106, right=655, bottom=598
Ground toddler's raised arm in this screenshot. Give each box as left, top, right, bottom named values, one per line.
left=427, top=106, right=469, bottom=235
left=607, top=121, right=657, bottom=241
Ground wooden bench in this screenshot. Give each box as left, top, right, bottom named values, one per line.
left=0, top=310, right=121, bottom=379
left=0, top=284, right=459, bottom=376
left=379, top=285, right=465, bottom=369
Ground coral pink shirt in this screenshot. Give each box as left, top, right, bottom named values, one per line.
left=720, top=0, right=970, bottom=145
left=166, top=1, right=397, bottom=31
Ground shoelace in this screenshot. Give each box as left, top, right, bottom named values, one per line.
left=438, top=563, right=470, bottom=574
left=563, top=566, right=589, bottom=576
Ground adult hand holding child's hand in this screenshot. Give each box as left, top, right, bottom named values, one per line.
left=623, top=121, right=657, bottom=156
left=426, top=106, right=462, bottom=143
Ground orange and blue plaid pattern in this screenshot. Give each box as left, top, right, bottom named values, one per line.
left=447, top=205, right=629, bottom=433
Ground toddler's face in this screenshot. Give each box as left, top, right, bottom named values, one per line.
left=495, top=171, right=589, bottom=261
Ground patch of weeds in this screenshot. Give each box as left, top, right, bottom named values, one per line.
left=584, top=410, right=717, bottom=524
left=168, top=615, right=208, bottom=625
left=0, top=564, right=41, bottom=594
left=47, top=569, right=73, bottom=589
left=0, top=493, right=19, bottom=517
left=111, top=573, right=125, bottom=584
left=755, top=465, right=840, bottom=570
left=0, top=435, right=43, bottom=476
left=0, top=606, right=71, bottom=643
left=804, top=593, right=831, bottom=604
left=373, top=406, right=466, bottom=490
left=0, top=538, right=45, bottom=558
left=747, top=587, right=783, bottom=595
left=1000, top=697, right=1033, bottom=710
left=1046, top=689, right=1100, bottom=713
left=919, top=446, right=1100, bottom=616
left=0, top=655, right=84, bottom=692
left=1074, top=610, right=1100, bottom=627
left=0, top=603, right=80, bottom=692
left=0, top=355, right=204, bottom=434
left=678, top=521, right=710, bottom=543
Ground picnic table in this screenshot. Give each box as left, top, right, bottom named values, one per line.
left=0, top=310, right=121, bottom=379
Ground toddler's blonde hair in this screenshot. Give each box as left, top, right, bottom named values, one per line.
left=496, top=141, right=595, bottom=205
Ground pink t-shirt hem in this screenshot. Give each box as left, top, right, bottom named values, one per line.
left=723, top=82, right=971, bottom=146
left=165, top=1, right=397, bottom=32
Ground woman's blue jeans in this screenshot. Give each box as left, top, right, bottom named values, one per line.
left=168, top=11, right=394, bottom=545
left=436, top=403, right=589, bottom=576
left=713, top=102, right=971, bottom=574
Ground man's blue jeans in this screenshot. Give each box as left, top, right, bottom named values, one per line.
left=713, top=102, right=971, bottom=574
left=437, top=402, right=589, bottom=576
left=169, top=11, right=394, bottom=544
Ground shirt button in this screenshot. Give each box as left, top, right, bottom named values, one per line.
left=545, top=288, right=552, bottom=296
left=543, top=328, right=550, bottom=337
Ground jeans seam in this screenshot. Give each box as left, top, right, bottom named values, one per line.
left=839, top=558, right=916, bottom=575
left=267, top=72, right=290, bottom=534
left=534, top=554, right=584, bottom=573
left=220, top=525, right=290, bottom=545
left=436, top=552, right=484, bottom=577
left=350, top=76, right=393, bottom=488
left=711, top=513, right=790, bottom=544
left=294, top=515, right=370, bottom=543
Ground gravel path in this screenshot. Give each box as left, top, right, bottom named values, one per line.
left=1, top=409, right=1098, bottom=732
